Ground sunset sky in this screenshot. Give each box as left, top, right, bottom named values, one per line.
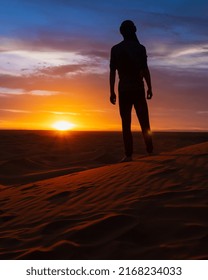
left=0, top=0, right=207, bottom=131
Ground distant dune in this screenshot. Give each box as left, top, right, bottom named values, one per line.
left=0, top=140, right=207, bottom=260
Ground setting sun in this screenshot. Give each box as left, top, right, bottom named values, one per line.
left=52, top=121, right=75, bottom=131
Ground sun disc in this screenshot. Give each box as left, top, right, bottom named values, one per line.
left=53, top=121, right=75, bottom=131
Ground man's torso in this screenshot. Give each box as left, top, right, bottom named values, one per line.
left=110, top=40, right=147, bottom=91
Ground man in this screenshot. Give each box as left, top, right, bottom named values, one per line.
left=109, top=20, right=153, bottom=162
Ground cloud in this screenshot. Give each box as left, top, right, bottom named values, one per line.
left=0, top=108, right=31, bottom=113
left=0, top=37, right=109, bottom=79
left=37, top=61, right=108, bottom=77
left=29, top=90, right=60, bottom=96
left=0, top=86, right=60, bottom=96
left=0, top=47, right=87, bottom=75
left=197, top=111, right=208, bottom=114
left=149, top=43, right=208, bottom=70
left=0, top=87, right=25, bottom=96
left=38, top=64, right=85, bottom=76
left=41, top=110, right=80, bottom=115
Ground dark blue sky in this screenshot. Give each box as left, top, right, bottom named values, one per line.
left=0, top=0, right=208, bottom=130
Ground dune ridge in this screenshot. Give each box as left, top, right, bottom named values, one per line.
left=0, top=141, right=207, bottom=260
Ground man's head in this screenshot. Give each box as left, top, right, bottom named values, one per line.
left=120, top=20, right=137, bottom=37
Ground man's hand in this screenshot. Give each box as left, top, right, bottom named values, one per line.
left=110, top=92, right=116, bottom=105
left=147, top=89, right=153, bottom=100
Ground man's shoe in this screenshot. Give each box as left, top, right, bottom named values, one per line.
left=120, top=156, right=132, bottom=163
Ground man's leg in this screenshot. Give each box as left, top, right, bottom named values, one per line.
left=119, top=94, right=133, bottom=157
left=134, top=97, right=153, bottom=154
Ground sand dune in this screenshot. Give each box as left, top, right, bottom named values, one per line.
left=0, top=141, right=207, bottom=260
left=1, top=131, right=207, bottom=186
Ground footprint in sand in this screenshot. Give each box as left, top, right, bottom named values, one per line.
left=48, top=191, right=71, bottom=204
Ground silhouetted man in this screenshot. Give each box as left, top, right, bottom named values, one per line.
left=110, top=20, right=153, bottom=162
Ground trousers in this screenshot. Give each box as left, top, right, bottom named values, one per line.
left=119, top=87, right=153, bottom=156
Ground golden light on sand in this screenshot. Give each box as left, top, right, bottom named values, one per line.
left=52, top=121, right=75, bottom=131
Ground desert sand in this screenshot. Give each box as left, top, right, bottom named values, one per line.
left=0, top=131, right=207, bottom=259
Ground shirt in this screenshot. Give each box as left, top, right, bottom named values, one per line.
left=110, top=40, right=148, bottom=91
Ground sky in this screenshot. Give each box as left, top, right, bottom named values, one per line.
left=0, top=0, right=208, bottom=131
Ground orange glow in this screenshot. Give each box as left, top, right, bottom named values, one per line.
left=52, top=121, right=75, bottom=131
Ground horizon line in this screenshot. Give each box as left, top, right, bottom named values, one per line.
left=0, top=129, right=208, bottom=133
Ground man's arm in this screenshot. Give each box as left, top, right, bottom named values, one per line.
left=143, top=66, right=153, bottom=99
left=109, top=69, right=116, bottom=104
left=141, top=46, right=153, bottom=100
left=109, top=47, right=117, bottom=105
